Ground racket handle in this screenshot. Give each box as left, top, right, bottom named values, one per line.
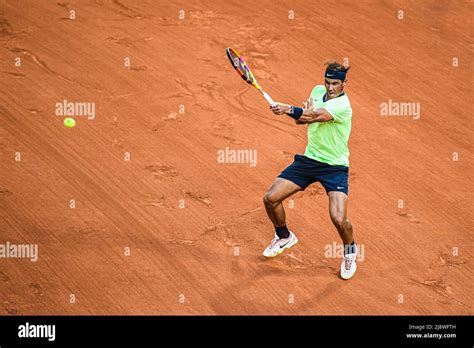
left=261, top=91, right=276, bottom=107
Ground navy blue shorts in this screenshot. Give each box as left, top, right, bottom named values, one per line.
left=278, top=154, right=349, bottom=195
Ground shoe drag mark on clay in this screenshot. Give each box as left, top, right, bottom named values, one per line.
left=129, top=65, right=147, bottom=71
left=144, top=195, right=170, bottom=208
left=145, top=165, right=178, bottom=180
left=29, top=283, right=44, bottom=296
left=199, top=217, right=238, bottom=250
left=162, top=112, right=178, bottom=121
left=2, top=71, right=26, bottom=78
left=0, top=272, right=10, bottom=282
left=0, top=16, right=13, bottom=36
left=0, top=187, right=12, bottom=195
left=239, top=206, right=263, bottom=218
left=185, top=191, right=212, bottom=207
left=93, top=0, right=149, bottom=20
left=409, top=278, right=467, bottom=307
left=437, top=252, right=466, bottom=267
left=10, top=48, right=104, bottom=92
left=3, top=301, right=18, bottom=314
left=315, top=259, right=340, bottom=275
left=211, top=133, right=246, bottom=145
left=282, top=252, right=313, bottom=269
left=198, top=81, right=220, bottom=99
left=397, top=210, right=421, bottom=223
left=168, top=239, right=194, bottom=245
left=213, top=116, right=236, bottom=131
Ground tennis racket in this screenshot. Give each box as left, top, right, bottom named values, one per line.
left=226, top=47, right=276, bottom=107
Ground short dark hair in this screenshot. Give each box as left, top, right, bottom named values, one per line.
left=325, top=60, right=350, bottom=72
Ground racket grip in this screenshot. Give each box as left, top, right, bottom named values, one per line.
left=262, top=91, right=276, bottom=107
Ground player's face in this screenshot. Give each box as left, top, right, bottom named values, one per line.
left=325, top=78, right=346, bottom=99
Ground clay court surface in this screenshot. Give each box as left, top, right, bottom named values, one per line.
left=1, top=0, right=472, bottom=315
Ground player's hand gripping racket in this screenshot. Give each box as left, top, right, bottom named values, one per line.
left=226, top=47, right=276, bottom=107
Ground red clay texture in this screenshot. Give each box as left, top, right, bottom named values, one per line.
left=0, top=0, right=472, bottom=315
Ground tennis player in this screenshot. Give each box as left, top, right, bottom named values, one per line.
left=262, top=61, right=357, bottom=280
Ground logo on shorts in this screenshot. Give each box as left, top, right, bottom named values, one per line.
left=337, top=186, right=344, bottom=189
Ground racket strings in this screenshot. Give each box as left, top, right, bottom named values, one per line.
left=226, top=46, right=272, bottom=105
left=227, top=48, right=254, bottom=84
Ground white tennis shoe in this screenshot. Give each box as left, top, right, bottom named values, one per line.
left=340, top=244, right=358, bottom=280
left=263, top=231, right=298, bottom=258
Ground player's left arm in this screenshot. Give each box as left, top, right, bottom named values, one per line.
left=296, top=107, right=333, bottom=123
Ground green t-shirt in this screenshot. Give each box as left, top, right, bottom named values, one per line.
left=303, top=85, right=352, bottom=167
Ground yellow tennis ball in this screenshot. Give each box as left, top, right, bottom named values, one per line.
left=64, top=118, right=76, bottom=128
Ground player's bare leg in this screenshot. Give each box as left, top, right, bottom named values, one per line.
left=328, top=191, right=357, bottom=279
left=263, top=178, right=301, bottom=227
left=328, top=191, right=353, bottom=244
left=262, top=178, right=301, bottom=257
